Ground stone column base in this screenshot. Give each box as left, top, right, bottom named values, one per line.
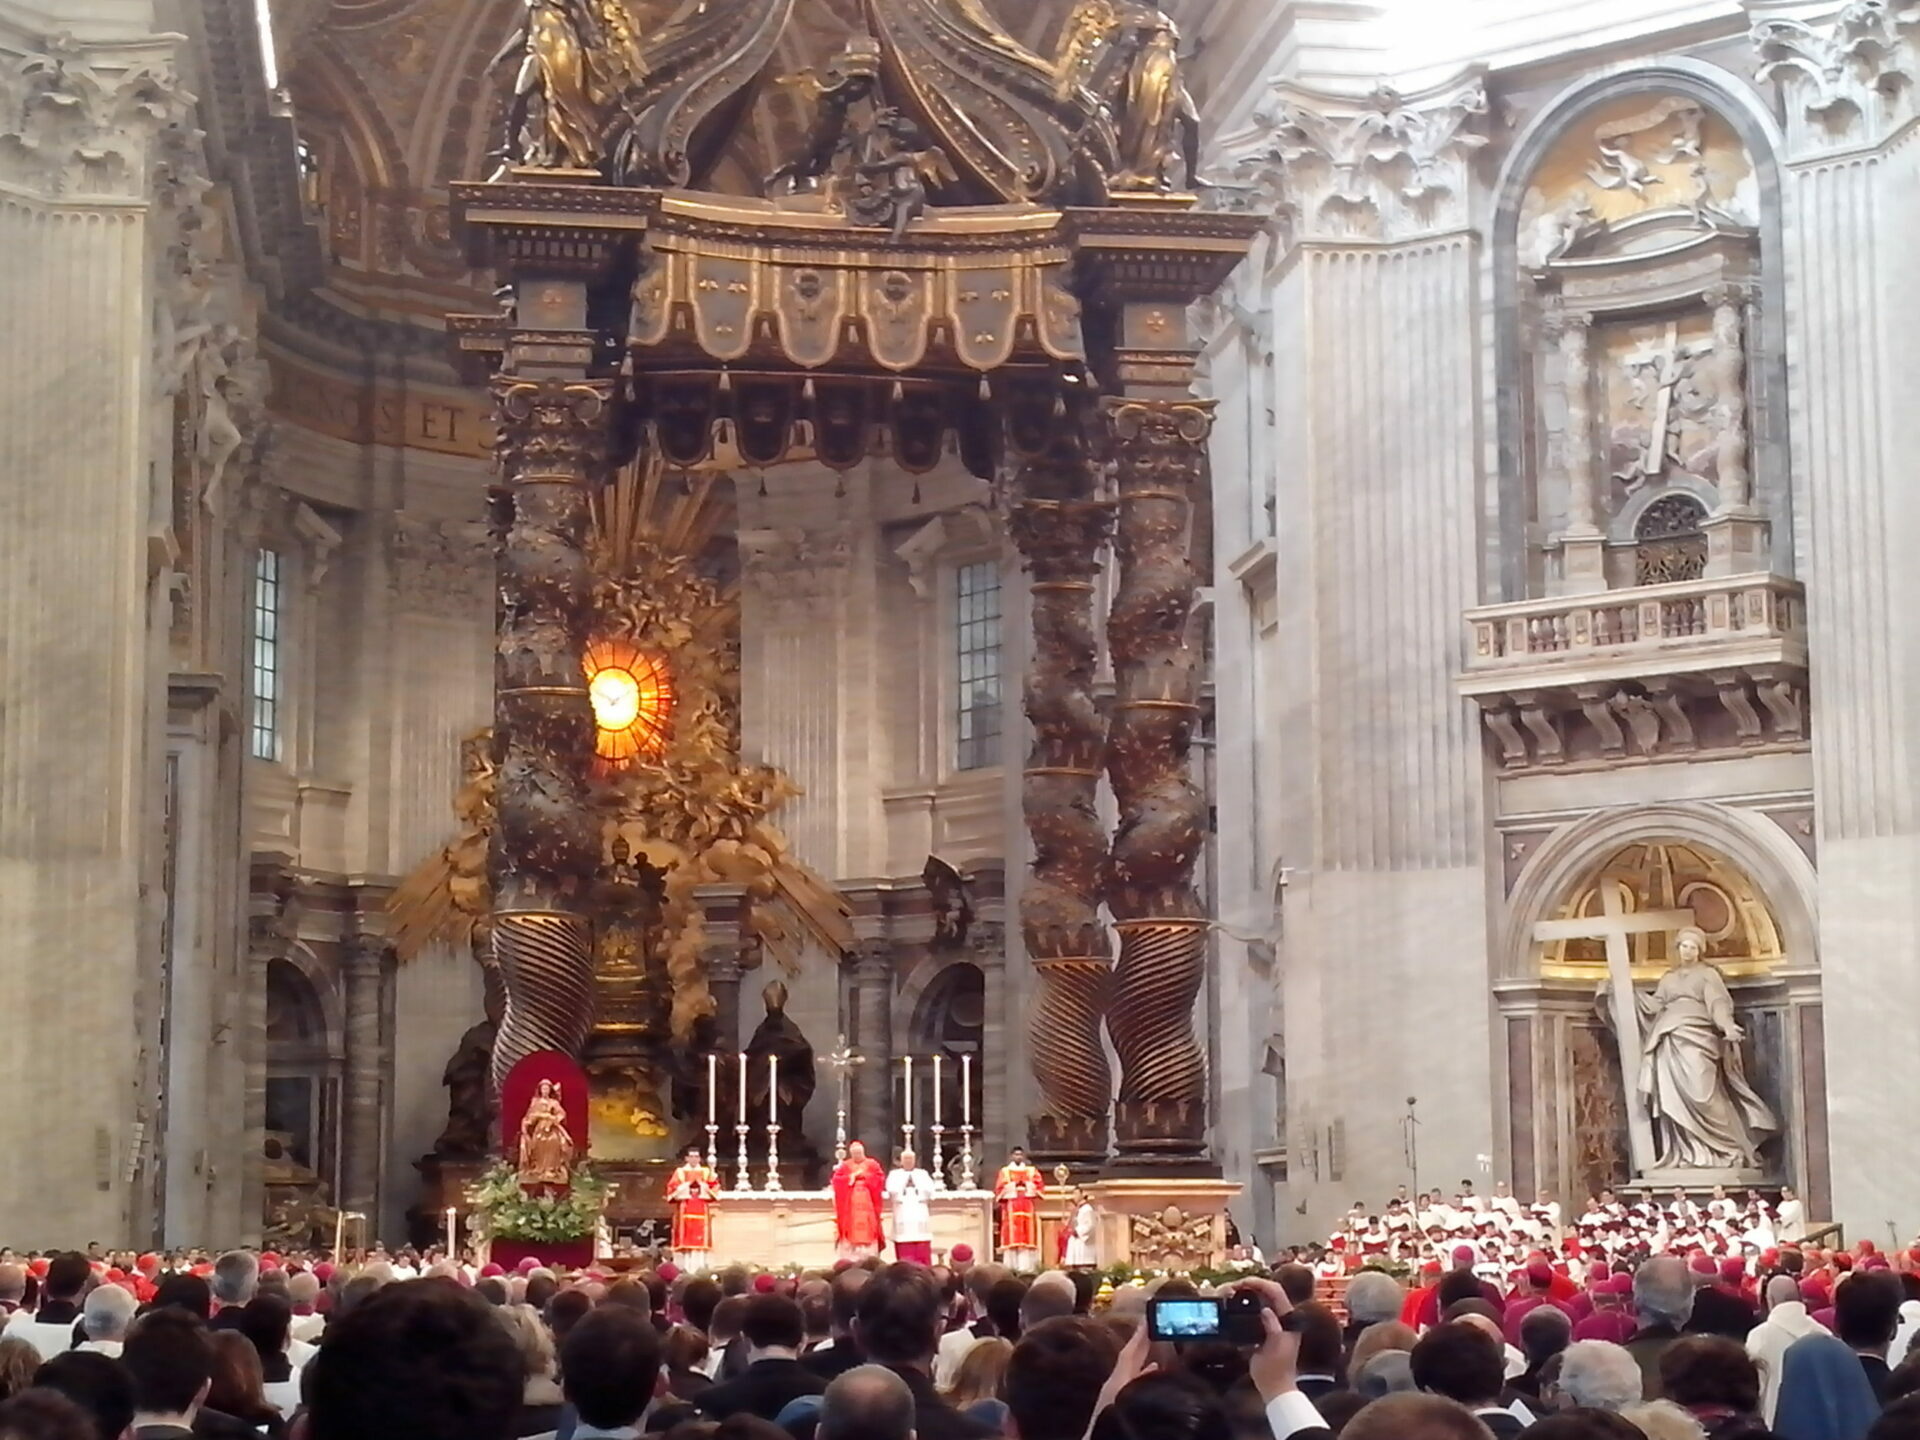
left=1088, top=1177, right=1243, bottom=1272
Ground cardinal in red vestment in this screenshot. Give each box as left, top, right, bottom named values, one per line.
left=666, top=1145, right=719, bottom=1263
left=833, top=1140, right=886, bottom=1259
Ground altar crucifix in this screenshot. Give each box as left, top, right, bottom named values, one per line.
left=823, top=1034, right=864, bottom=1161
left=1533, top=880, right=1695, bottom=1177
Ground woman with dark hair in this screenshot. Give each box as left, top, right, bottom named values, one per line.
left=237, top=1295, right=294, bottom=1383
left=664, top=1323, right=716, bottom=1403
left=1660, top=1335, right=1779, bottom=1439
left=148, top=1274, right=212, bottom=1321
left=206, top=1329, right=289, bottom=1439
left=1089, top=1373, right=1232, bottom=1440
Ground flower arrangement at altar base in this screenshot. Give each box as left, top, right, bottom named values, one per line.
left=466, top=1161, right=612, bottom=1243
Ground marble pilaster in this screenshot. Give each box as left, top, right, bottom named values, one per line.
left=0, top=23, right=193, bottom=1245
left=1753, top=0, right=1920, bottom=1232
left=849, top=940, right=894, bottom=1146
left=1207, top=70, right=1495, bottom=1232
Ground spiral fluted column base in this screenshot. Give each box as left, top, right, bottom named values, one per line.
left=1028, top=956, right=1112, bottom=1157
left=1106, top=917, right=1208, bottom=1158
left=490, top=909, right=595, bottom=1091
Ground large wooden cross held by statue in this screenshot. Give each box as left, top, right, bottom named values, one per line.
left=1533, top=880, right=1696, bottom=1178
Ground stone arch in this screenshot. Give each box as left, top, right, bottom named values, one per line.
left=1500, top=800, right=1818, bottom=983
left=1490, top=59, right=1794, bottom=601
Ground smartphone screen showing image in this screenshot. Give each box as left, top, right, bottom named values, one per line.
left=1147, top=1297, right=1224, bottom=1342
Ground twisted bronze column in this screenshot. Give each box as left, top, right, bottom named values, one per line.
left=488, top=375, right=612, bottom=1090
left=1010, top=429, right=1114, bottom=1162
left=1103, top=398, right=1213, bottom=1161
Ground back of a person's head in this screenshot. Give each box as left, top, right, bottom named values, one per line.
left=473, top=1276, right=508, bottom=1309
left=560, top=1306, right=663, bottom=1431
left=719, top=1266, right=751, bottom=1297
left=819, top=1363, right=916, bottom=1440
left=1620, top=1399, right=1709, bottom=1440
left=40, top=1258, right=88, bottom=1306
left=1410, top=1320, right=1504, bottom=1407
left=78, top=1285, right=133, bottom=1343
left=1837, top=1271, right=1905, bottom=1350
left=709, top=1294, right=748, bottom=1342
left=30, top=1351, right=134, bottom=1440
left=964, top=1262, right=1006, bottom=1307
left=1436, top=1268, right=1484, bottom=1312
left=853, top=1264, right=941, bottom=1367
left=985, top=1276, right=1027, bottom=1339
left=305, top=1279, right=523, bottom=1440
left=1556, top=1339, right=1644, bottom=1412
left=664, top=1323, right=710, bottom=1375
left=496, top=1300, right=556, bottom=1380
left=1520, top=1410, right=1645, bottom=1440
left=682, top=1276, right=723, bottom=1332
left=121, top=1309, right=212, bottom=1416
left=0, top=1343, right=38, bottom=1404
left=523, top=1274, right=558, bottom=1312
left=210, top=1251, right=259, bottom=1307
left=1088, top=1372, right=1230, bottom=1440
left=1634, top=1257, right=1693, bottom=1330
left=1337, top=1391, right=1496, bottom=1440
left=546, top=1287, right=593, bottom=1340
left=828, top=1267, right=870, bottom=1336
left=1869, top=1395, right=1920, bottom=1440
left=1005, top=1315, right=1121, bottom=1440
left=287, top=1271, right=320, bottom=1308
left=205, top=1330, right=266, bottom=1419
left=1020, top=1273, right=1075, bottom=1330
left=1295, top=1301, right=1345, bottom=1377
left=604, top=1278, right=651, bottom=1314
left=1520, top=1301, right=1573, bottom=1361
left=1274, top=1263, right=1315, bottom=1305
left=1346, top=1270, right=1405, bottom=1326
left=1659, top=1335, right=1760, bottom=1412
left=237, top=1293, right=291, bottom=1358
left=741, top=1294, right=805, bottom=1352
left=0, top=1390, right=96, bottom=1440
left=1351, top=1320, right=1420, bottom=1375
left=149, top=1273, right=212, bottom=1323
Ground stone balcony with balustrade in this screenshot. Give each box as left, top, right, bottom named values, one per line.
left=1457, top=573, right=1808, bottom=772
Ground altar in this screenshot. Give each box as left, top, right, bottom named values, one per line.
left=705, top=1188, right=993, bottom=1269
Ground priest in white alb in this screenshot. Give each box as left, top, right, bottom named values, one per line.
left=886, top=1147, right=937, bottom=1266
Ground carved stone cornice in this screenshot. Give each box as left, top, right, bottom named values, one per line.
left=1750, top=0, right=1920, bottom=152
left=0, top=35, right=190, bottom=201
left=737, top=523, right=856, bottom=612
left=1210, top=70, right=1491, bottom=245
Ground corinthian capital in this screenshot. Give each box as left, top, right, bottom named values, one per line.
left=1749, top=0, right=1920, bottom=152
left=1208, top=69, right=1490, bottom=244
left=0, top=35, right=190, bottom=200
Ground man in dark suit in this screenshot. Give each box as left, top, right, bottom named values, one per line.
left=1837, top=1268, right=1905, bottom=1401
left=121, top=1308, right=213, bottom=1440
left=1004, top=1316, right=1120, bottom=1440
left=546, top=1304, right=663, bottom=1439
left=1409, top=1321, right=1525, bottom=1439
left=804, top=1269, right=871, bottom=1382
left=852, top=1264, right=995, bottom=1440
left=696, top=1294, right=825, bottom=1422
left=301, top=1278, right=524, bottom=1440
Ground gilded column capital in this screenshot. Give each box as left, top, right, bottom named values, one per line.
left=490, top=376, right=615, bottom=483
left=1208, top=69, right=1490, bottom=244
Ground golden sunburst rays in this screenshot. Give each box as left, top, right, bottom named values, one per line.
left=584, top=638, right=675, bottom=768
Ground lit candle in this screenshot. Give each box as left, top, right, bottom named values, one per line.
left=333, top=1210, right=344, bottom=1259
left=962, top=1054, right=972, bottom=1126
left=707, top=1052, right=718, bottom=1127
left=769, top=1054, right=779, bottom=1127
left=932, top=1054, right=943, bottom=1129
left=738, top=1051, right=748, bottom=1125
left=445, top=1206, right=456, bottom=1256
left=904, top=1056, right=914, bottom=1127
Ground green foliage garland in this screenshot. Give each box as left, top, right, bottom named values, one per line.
left=466, top=1161, right=611, bottom=1242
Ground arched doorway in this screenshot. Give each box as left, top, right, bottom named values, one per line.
left=906, top=961, right=984, bottom=1181
left=265, top=958, right=343, bottom=1197
left=1497, top=805, right=1825, bottom=1216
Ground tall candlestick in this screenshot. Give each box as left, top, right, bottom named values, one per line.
left=962, top=1054, right=972, bottom=1125
left=445, top=1207, right=456, bottom=1256
left=333, top=1210, right=344, bottom=1259
left=904, top=1056, right=914, bottom=1125
left=769, top=1054, right=779, bottom=1127
left=738, top=1051, right=748, bottom=1126
left=707, top=1052, right=718, bottom=1127
left=932, top=1055, right=943, bottom=1129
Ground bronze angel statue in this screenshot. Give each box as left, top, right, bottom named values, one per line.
left=1054, top=0, right=1199, bottom=191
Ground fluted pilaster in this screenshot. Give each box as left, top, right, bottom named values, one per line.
left=341, top=937, right=390, bottom=1217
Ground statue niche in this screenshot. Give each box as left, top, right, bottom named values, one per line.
left=1517, top=92, right=1767, bottom=595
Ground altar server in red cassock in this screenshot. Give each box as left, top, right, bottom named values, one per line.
left=994, top=1147, right=1044, bottom=1273
left=833, top=1139, right=886, bottom=1260
left=666, top=1146, right=719, bottom=1267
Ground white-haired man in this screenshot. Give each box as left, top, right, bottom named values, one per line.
left=78, top=1284, right=136, bottom=1356
left=1553, top=1339, right=1644, bottom=1412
